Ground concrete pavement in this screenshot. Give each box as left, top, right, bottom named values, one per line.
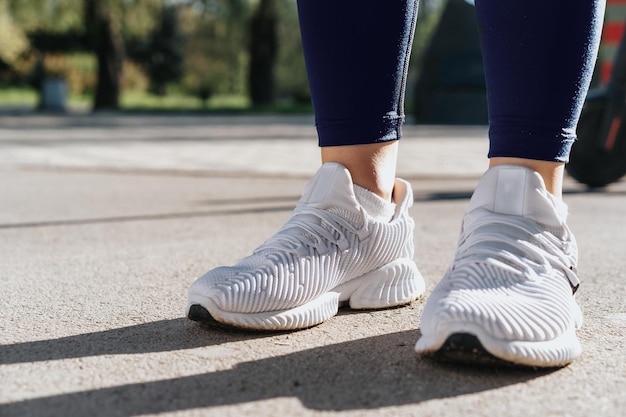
left=0, top=114, right=625, bottom=417
left=0, top=113, right=491, bottom=178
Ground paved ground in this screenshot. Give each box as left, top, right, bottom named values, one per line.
left=1, top=114, right=625, bottom=417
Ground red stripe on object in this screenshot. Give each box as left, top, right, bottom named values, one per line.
left=607, top=0, right=626, bottom=4
left=603, top=22, right=625, bottom=44
left=601, top=62, right=613, bottom=84
left=605, top=117, right=622, bottom=151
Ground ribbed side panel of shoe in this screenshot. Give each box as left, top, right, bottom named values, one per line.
left=354, top=214, right=415, bottom=275
left=424, top=264, right=576, bottom=342
left=345, top=258, right=425, bottom=309
left=204, top=250, right=339, bottom=315
left=221, top=211, right=418, bottom=316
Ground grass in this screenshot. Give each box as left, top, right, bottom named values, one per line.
left=0, top=86, right=93, bottom=111
left=0, top=87, right=38, bottom=107
left=120, top=91, right=249, bottom=112
left=0, top=86, right=313, bottom=114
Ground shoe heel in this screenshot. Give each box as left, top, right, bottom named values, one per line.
left=344, top=258, right=425, bottom=309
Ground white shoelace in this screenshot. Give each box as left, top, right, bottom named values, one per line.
left=254, top=206, right=369, bottom=257
left=454, top=210, right=580, bottom=293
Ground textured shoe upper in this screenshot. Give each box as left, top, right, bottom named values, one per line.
left=189, top=162, right=416, bottom=313
left=421, top=165, right=581, bottom=343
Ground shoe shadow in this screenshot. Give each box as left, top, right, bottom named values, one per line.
left=0, top=318, right=272, bottom=364
left=1, top=321, right=557, bottom=416
left=412, top=185, right=626, bottom=203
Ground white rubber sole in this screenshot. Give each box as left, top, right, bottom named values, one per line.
left=187, top=258, right=425, bottom=331
left=415, top=306, right=583, bottom=367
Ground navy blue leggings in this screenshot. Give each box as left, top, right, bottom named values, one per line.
left=297, top=0, right=604, bottom=163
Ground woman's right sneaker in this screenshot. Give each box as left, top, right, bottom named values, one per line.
left=186, top=162, right=425, bottom=331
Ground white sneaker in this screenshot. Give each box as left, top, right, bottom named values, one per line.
left=415, top=165, right=582, bottom=367
left=187, top=162, right=425, bottom=330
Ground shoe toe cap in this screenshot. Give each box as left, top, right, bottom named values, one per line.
left=421, top=274, right=578, bottom=343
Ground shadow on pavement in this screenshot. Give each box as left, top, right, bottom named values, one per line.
left=4, top=186, right=623, bottom=230
left=414, top=186, right=626, bottom=203
left=0, top=205, right=295, bottom=230
left=0, top=318, right=272, bottom=365
left=1, top=323, right=557, bottom=415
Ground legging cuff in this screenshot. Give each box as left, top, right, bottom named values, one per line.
left=317, top=113, right=404, bottom=147
left=488, top=125, right=576, bottom=163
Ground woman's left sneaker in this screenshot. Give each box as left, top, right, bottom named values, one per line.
left=415, top=165, right=582, bottom=367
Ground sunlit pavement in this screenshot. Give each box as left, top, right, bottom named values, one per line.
left=1, top=114, right=625, bottom=417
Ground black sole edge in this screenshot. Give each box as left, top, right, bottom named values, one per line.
left=187, top=304, right=302, bottom=334
left=187, top=304, right=244, bottom=331
left=188, top=304, right=220, bottom=324
left=422, top=333, right=556, bottom=369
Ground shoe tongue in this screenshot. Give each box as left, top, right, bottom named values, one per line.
left=468, top=165, right=567, bottom=226
left=298, top=162, right=363, bottom=223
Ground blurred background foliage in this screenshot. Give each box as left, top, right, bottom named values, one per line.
left=0, top=0, right=445, bottom=112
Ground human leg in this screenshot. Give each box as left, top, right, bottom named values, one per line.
left=186, top=0, right=424, bottom=330
left=297, top=0, right=417, bottom=200
left=480, top=0, right=604, bottom=196
left=415, top=0, right=605, bottom=367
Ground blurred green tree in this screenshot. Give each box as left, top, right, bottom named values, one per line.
left=84, top=0, right=124, bottom=109
left=180, top=0, right=250, bottom=103
left=248, top=0, right=277, bottom=105
left=2, top=0, right=161, bottom=108
left=275, top=0, right=308, bottom=104
left=126, top=4, right=186, bottom=96
left=145, top=5, right=186, bottom=95
left=83, top=0, right=162, bottom=109
left=7, top=0, right=84, bottom=33
left=2, top=0, right=314, bottom=110
left=0, top=0, right=31, bottom=76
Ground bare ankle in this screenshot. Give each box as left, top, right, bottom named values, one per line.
left=321, top=141, right=398, bottom=201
